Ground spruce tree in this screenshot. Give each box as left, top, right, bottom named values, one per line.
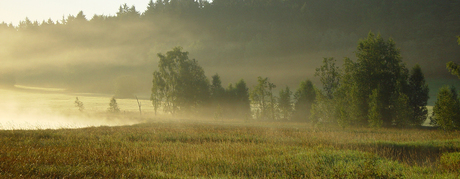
left=108, top=97, right=121, bottom=113
left=431, top=86, right=460, bottom=131
left=408, top=64, right=429, bottom=126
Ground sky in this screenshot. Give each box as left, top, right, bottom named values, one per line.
left=0, top=0, right=150, bottom=26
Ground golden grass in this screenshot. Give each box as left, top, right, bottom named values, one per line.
left=0, top=120, right=459, bottom=178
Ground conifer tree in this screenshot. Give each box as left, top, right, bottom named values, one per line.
left=108, top=97, right=121, bottom=113
left=408, top=64, right=429, bottom=126
left=431, top=86, right=460, bottom=131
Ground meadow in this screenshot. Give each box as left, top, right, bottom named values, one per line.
left=1, top=120, right=460, bottom=178
left=1, top=87, right=460, bottom=178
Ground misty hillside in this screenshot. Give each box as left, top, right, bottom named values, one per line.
left=0, top=0, right=459, bottom=94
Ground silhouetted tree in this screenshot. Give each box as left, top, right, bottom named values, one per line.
left=108, top=97, right=121, bottom=113
left=210, top=73, right=225, bottom=105
left=408, top=64, right=429, bottom=126
left=74, top=97, right=84, bottom=112
left=151, top=47, right=209, bottom=115
left=292, top=79, right=316, bottom=121
left=233, top=79, right=251, bottom=119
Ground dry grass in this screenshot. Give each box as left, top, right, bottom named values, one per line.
left=0, top=120, right=459, bottom=178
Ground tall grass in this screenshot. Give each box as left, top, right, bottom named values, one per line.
left=0, top=121, right=459, bottom=178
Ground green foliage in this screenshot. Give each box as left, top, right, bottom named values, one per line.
left=108, top=97, right=120, bottom=113
left=408, top=64, right=429, bottom=126
left=210, top=74, right=225, bottom=104
left=431, top=86, right=460, bottom=131
left=393, top=93, right=413, bottom=127
left=368, top=88, right=384, bottom=128
left=250, top=77, right=276, bottom=120
left=292, top=79, right=316, bottom=121
left=447, top=36, right=460, bottom=78
left=74, top=97, right=84, bottom=112
left=151, top=47, right=209, bottom=115
left=151, top=71, right=164, bottom=116
left=310, top=88, right=336, bottom=124
left=233, top=79, right=251, bottom=119
left=312, top=34, right=428, bottom=128
left=447, top=61, right=460, bottom=79
left=278, top=86, right=293, bottom=120
left=334, top=58, right=362, bottom=127
left=311, top=58, right=343, bottom=124
left=315, top=58, right=341, bottom=99
left=219, top=79, right=250, bottom=120
left=354, top=32, right=408, bottom=127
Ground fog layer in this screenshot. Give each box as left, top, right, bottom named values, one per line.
left=0, top=0, right=459, bottom=94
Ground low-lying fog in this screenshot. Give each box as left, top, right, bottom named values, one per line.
left=0, top=87, right=153, bottom=130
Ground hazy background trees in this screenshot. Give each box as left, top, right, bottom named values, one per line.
left=2, top=0, right=460, bottom=129
left=0, top=0, right=459, bottom=95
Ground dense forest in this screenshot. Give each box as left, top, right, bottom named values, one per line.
left=0, top=0, right=459, bottom=95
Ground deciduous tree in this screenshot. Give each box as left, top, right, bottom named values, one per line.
left=278, top=86, right=293, bottom=120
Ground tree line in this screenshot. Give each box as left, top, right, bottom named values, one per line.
left=151, top=33, right=460, bottom=130
left=150, top=46, right=317, bottom=121
left=1, top=0, right=459, bottom=92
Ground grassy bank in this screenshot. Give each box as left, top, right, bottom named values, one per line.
left=0, top=120, right=459, bottom=178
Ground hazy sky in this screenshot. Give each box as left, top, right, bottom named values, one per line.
left=0, top=0, right=149, bottom=26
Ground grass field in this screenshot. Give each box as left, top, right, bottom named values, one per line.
left=1, top=121, right=460, bottom=178
left=1, top=87, right=460, bottom=178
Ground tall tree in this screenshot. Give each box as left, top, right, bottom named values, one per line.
left=408, top=64, right=429, bottom=126
left=250, top=77, right=276, bottom=120
left=210, top=73, right=225, bottom=104
left=151, top=71, right=164, bottom=116
left=251, top=77, right=267, bottom=120
left=268, top=82, right=277, bottom=120
left=234, top=79, right=251, bottom=119
left=292, top=79, right=316, bottom=121
left=278, top=86, right=293, bottom=120
left=311, top=58, right=341, bottom=124
left=354, top=32, right=407, bottom=127
left=151, top=47, right=209, bottom=115
left=315, top=57, right=341, bottom=99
